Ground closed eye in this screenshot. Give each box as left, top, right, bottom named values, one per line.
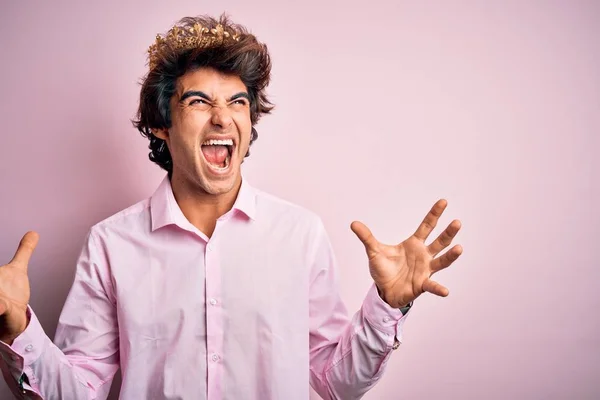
left=190, top=98, right=208, bottom=105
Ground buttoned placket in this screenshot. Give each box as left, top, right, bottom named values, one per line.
left=205, top=221, right=225, bottom=400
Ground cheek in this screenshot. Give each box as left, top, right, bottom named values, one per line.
left=172, top=114, right=206, bottom=147
left=167, top=131, right=198, bottom=161
left=235, top=115, right=253, bottom=142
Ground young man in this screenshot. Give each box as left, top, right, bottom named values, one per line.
left=0, top=15, right=463, bottom=400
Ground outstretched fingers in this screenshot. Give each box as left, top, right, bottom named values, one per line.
left=422, top=278, right=449, bottom=297
left=428, top=219, right=461, bottom=256
left=414, top=199, right=447, bottom=242
left=430, top=244, right=463, bottom=273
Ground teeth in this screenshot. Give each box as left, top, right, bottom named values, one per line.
left=202, top=139, right=233, bottom=146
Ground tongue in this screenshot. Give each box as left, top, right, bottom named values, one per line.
left=202, top=145, right=228, bottom=165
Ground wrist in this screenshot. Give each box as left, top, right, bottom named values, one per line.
left=0, top=311, right=29, bottom=345
left=376, top=285, right=409, bottom=309
left=0, top=335, right=17, bottom=346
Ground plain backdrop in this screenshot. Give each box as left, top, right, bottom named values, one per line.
left=1, top=1, right=598, bottom=399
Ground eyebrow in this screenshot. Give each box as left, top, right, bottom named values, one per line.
left=179, top=90, right=250, bottom=103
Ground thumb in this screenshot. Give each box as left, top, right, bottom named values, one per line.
left=350, top=221, right=379, bottom=255
left=9, top=231, right=39, bottom=269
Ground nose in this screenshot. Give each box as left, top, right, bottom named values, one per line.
left=210, top=106, right=233, bottom=130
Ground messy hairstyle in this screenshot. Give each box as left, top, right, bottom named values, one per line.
left=132, top=14, right=273, bottom=175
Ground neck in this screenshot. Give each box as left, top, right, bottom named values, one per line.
left=169, top=172, right=242, bottom=237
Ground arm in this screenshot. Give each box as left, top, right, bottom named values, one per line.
left=0, top=230, right=119, bottom=400
left=309, top=199, right=463, bottom=399
left=308, top=220, right=409, bottom=400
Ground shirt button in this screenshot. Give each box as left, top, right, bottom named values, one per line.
left=383, top=317, right=391, bottom=323
left=209, top=298, right=217, bottom=306
left=25, top=345, right=33, bottom=352
left=206, top=243, right=213, bottom=252
left=211, top=354, right=219, bottom=362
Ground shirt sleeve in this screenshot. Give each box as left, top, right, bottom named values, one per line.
left=308, top=219, right=411, bottom=400
left=0, top=229, right=119, bottom=400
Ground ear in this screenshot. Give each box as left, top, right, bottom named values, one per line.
left=152, top=128, right=169, bottom=141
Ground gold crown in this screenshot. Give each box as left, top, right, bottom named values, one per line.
left=147, top=23, right=241, bottom=70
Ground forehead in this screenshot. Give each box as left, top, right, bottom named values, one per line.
left=175, top=67, right=246, bottom=97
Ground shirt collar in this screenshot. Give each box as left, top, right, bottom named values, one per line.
left=150, top=174, right=257, bottom=232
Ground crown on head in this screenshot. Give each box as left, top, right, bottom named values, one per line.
left=147, top=22, right=241, bottom=71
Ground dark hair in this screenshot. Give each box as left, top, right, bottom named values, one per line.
left=132, top=14, right=273, bottom=175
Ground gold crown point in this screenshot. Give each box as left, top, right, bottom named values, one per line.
left=147, top=21, right=242, bottom=70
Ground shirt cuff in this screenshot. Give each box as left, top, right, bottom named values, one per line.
left=361, top=283, right=411, bottom=345
left=0, top=306, right=47, bottom=377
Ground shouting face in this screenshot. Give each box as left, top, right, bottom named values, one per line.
left=155, top=67, right=252, bottom=197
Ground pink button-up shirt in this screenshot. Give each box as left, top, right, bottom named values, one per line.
left=0, top=176, right=409, bottom=400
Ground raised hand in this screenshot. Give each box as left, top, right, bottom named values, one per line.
left=0, top=231, right=39, bottom=344
left=351, top=199, right=462, bottom=308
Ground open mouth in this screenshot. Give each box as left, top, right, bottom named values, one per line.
left=200, top=138, right=234, bottom=171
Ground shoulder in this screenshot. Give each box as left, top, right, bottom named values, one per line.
left=253, top=187, right=324, bottom=232
left=88, top=198, right=151, bottom=240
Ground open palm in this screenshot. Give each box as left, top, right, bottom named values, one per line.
left=351, top=199, right=463, bottom=308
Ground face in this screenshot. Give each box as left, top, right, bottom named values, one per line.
left=155, top=67, right=252, bottom=197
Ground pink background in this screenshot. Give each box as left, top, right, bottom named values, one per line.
left=1, top=1, right=598, bottom=399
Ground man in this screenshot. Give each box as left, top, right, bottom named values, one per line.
left=0, top=14, right=462, bottom=400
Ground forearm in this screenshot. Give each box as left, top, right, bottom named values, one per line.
left=0, top=308, right=117, bottom=400
left=310, top=284, right=409, bottom=400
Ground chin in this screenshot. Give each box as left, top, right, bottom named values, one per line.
left=194, top=162, right=241, bottom=196
left=200, top=177, right=239, bottom=195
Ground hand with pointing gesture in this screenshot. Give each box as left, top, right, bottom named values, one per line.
left=0, top=231, right=39, bottom=344
left=351, top=199, right=462, bottom=308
